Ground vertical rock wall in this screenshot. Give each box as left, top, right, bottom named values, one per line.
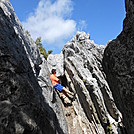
left=103, top=0, right=134, bottom=134
left=0, top=0, right=68, bottom=134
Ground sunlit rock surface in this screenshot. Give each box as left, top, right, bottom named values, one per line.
left=48, top=32, right=122, bottom=134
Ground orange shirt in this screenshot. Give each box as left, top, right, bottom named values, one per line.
left=50, top=74, right=59, bottom=86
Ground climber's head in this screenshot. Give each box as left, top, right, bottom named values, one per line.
left=51, top=68, right=56, bottom=74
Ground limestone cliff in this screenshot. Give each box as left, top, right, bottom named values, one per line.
left=103, top=0, right=134, bottom=134
left=47, top=32, right=122, bottom=134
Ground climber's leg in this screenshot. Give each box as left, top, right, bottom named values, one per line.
left=62, top=87, right=74, bottom=96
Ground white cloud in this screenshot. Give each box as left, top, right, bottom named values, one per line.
left=77, top=20, right=87, bottom=31
left=22, top=0, right=76, bottom=50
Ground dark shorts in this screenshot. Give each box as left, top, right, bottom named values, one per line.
left=53, top=84, right=63, bottom=92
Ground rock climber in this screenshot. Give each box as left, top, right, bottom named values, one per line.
left=50, top=68, right=74, bottom=97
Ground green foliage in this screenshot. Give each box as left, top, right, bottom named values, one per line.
left=69, top=60, right=73, bottom=65
left=106, top=124, right=113, bottom=134
left=35, top=37, right=41, bottom=47
left=82, top=79, right=86, bottom=83
left=35, top=37, right=53, bottom=60
left=48, top=50, right=53, bottom=55
left=25, top=30, right=31, bottom=37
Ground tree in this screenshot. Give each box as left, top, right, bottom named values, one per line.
left=35, top=37, right=41, bottom=47
left=35, top=37, right=53, bottom=60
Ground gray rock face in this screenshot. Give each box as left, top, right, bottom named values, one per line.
left=103, top=0, right=134, bottom=134
left=38, top=55, right=68, bottom=134
left=47, top=54, right=64, bottom=77
left=48, top=32, right=122, bottom=134
left=0, top=0, right=68, bottom=134
left=1, top=0, right=132, bottom=134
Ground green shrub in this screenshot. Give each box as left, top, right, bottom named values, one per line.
left=35, top=37, right=53, bottom=60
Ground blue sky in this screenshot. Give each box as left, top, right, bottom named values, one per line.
left=10, top=0, right=126, bottom=54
